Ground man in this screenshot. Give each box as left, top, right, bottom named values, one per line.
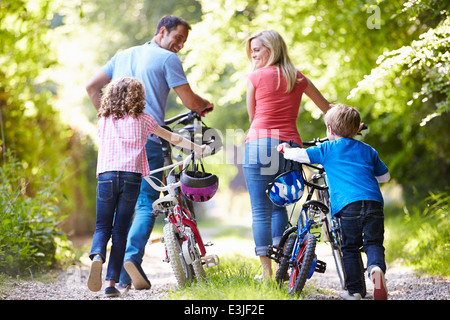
left=86, top=15, right=213, bottom=290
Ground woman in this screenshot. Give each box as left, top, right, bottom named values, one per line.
left=243, top=30, right=331, bottom=279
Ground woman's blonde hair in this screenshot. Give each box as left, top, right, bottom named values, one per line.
left=98, top=77, right=146, bottom=119
left=324, top=104, right=361, bottom=138
left=245, top=30, right=300, bottom=93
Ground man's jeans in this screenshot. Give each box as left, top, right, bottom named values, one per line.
left=119, top=140, right=164, bottom=285
left=338, top=200, right=386, bottom=295
left=89, top=171, right=142, bottom=282
left=243, top=138, right=299, bottom=256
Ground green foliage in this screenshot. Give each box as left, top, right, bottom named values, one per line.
left=165, top=254, right=320, bottom=300
left=385, top=191, right=450, bottom=276
left=0, top=152, right=74, bottom=275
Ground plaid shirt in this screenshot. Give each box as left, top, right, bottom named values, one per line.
left=96, top=114, right=158, bottom=177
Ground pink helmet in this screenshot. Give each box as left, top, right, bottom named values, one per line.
left=180, top=169, right=219, bottom=202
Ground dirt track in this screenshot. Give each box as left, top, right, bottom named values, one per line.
left=1, top=230, right=448, bottom=300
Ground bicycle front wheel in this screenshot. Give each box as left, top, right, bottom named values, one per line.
left=163, top=223, right=193, bottom=287
left=288, top=233, right=316, bottom=295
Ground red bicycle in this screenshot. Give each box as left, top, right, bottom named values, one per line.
left=144, top=111, right=221, bottom=286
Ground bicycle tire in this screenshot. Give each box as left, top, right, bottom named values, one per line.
left=185, top=226, right=207, bottom=282
left=163, top=223, right=193, bottom=286
left=288, top=233, right=316, bottom=295
left=275, top=234, right=296, bottom=286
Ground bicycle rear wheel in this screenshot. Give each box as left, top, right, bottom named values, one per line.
left=275, top=234, right=296, bottom=286
left=163, top=223, right=193, bottom=286
left=288, top=233, right=316, bottom=295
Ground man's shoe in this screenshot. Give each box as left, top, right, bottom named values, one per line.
left=124, top=260, right=151, bottom=290
left=87, top=255, right=103, bottom=292
left=369, top=265, right=388, bottom=300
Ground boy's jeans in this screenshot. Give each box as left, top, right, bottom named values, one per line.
left=338, top=200, right=386, bottom=295
left=89, top=171, right=142, bottom=283
left=119, top=140, right=164, bottom=285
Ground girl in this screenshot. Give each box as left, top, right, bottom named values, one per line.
left=87, top=77, right=208, bottom=297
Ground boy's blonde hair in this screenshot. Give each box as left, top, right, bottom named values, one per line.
left=324, top=104, right=361, bottom=138
left=245, top=30, right=300, bottom=93
left=98, top=77, right=146, bottom=119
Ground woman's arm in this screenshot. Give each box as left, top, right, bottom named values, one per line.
left=304, top=78, right=332, bottom=114
left=246, top=79, right=256, bottom=122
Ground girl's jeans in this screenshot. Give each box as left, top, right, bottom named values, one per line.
left=119, top=140, right=164, bottom=285
left=243, top=138, right=299, bottom=256
left=89, top=171, right=142, bottom=283
left=338, top=200, right=386, bottom=295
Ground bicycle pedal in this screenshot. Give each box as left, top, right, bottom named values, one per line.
left=202, top=254, right=219, bottom=268
left=315, top=259, right=326, bottom=273
left=204, top=241, right=214, bottom=247
left=266, top=245, right=283, bottom=263
left=149, top=237, right=163, bottom=245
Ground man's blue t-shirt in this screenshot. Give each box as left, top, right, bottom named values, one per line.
left=306, top=138, right=389, bottom=215
left=102, top=41, right=188, bottom=143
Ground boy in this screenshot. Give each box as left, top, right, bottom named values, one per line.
left=278, top=104, right=390, bottom=300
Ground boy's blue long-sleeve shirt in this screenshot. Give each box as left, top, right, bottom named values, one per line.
left=285, top=138, right=389, bottom=215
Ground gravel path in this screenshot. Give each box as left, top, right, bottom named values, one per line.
left=1, top=232, right=448, bottom=300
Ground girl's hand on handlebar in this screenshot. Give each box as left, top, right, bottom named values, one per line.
left=195, top=144, right=212, bottom=159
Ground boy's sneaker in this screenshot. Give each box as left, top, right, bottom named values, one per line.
left=369, top=266, right=388, bottom=300
left=117, top=283, right=131, bottom=295
left=339, top=291, right=362, bottom=300
left=104, top=286, right=120, bottom=298
left=124, top=260, right=151, bottom=290
left=87, top=255, right=103, bottom=292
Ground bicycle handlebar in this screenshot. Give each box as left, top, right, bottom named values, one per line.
left=164, top=111, right=200, bottom=126
left=302, top=123, right=368, bottom=148
left=143, top=153, right=193, bottom=195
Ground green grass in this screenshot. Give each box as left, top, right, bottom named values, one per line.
left=164, top=254, right=326, bottom=300
left=384, top=192, right=450, bottom=276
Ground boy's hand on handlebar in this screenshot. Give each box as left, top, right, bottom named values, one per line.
left=277, top=143, right=291, bottom=154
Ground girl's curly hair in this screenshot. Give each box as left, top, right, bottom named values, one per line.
left=98, top=77, right=146, bottom=119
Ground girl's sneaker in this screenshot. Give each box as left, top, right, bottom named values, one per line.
left=88, top=255, right=103, bottom=292
left=370, top=266, right=388, bottom=300
left=105, top=286, right=120, bottom=298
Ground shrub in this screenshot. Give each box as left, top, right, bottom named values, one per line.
left=0, top=151, right=74, bottom=275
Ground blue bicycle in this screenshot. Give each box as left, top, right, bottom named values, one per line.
left=267, top=135, right=367, bottom=295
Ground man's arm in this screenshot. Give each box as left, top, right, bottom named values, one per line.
left=173, top=83, right=213, bottom=116
left=86, top=70, right=111, bottom=110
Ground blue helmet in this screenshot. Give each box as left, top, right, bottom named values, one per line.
left=266, top=170, right=304, bottom=207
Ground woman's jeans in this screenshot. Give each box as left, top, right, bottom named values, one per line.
left=89, top=171, right=142, bottom=283
left=338, top=200, right=386, bottom=295
left=119, top=140, right=164, bottom=285
left=243, top=138, right=299, bottom=256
